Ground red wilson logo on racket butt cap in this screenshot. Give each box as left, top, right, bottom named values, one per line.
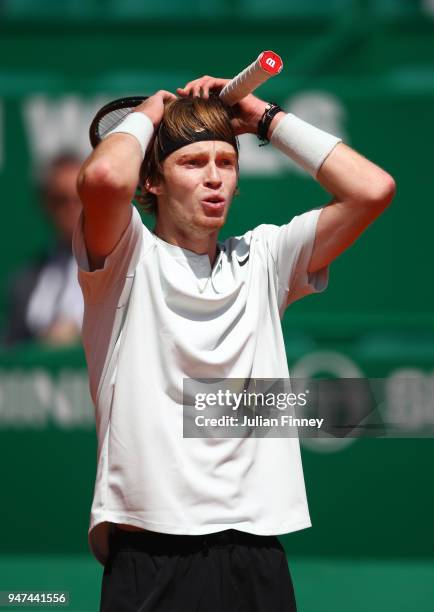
left=258, top=51, right=283, bottom=75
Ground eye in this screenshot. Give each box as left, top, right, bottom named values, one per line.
left=185, top=159, right=203, bottom=166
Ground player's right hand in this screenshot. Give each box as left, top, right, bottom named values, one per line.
left=177, top=76, right=267, bottom=136
left=134, top=90, right=178, bottom=129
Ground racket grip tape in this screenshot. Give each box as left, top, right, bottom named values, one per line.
left=219, top=51, right=283, bottom=106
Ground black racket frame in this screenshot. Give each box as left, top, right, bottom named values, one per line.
left=89, top=96, right=149, bottom=148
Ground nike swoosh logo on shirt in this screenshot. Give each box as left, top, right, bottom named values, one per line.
left=238, top=255, right=249, bottom=267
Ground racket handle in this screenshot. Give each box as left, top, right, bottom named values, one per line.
left=219, top=51, right=283, bottom=106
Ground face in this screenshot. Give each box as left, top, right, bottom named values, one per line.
left=149, top=140, right=238, bottom=237
left=44, top=162, right=82, bottom=244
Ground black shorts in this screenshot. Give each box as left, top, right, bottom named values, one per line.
left=100, top=525, right=297, bottom=612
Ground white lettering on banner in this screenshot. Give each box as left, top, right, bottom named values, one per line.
left=23, top=95, right=108, bottom=165
left=1, top=363, right=434, bottom=435
left=422, top=0, right=434, bottom=19
left=291, top=354, right=434, bottom=452
left=287, top=91, right=348, bottom=145
left=0, top=370, right=50, bottom=428
left=52, top=369, right=95, bottom=427
left=239, top=133, right=290, bottom=175
left=19, top=91, right=348, bottom=176
left=386, top=369, right=434, bottom=430
left=291, top=351, right=362, bottom=453
left=0, top=369, right=94, bottom=429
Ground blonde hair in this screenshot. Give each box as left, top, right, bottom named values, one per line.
left=137, top=96, right=239, bottom=216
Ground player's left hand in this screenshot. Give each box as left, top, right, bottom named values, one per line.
left=176, top=76, right=268, bottom=136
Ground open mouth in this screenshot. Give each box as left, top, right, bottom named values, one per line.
left=201, top=196, right=226, bottom=213
left=202, top=195, right=225, bottom=204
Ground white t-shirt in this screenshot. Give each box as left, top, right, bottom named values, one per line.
left=72, top=204, right=329, bottom=565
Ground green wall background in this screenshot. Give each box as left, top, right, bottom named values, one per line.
left=0, top=9, right=433, bottom=326
left=0, top=1, right=433, bottom=568
left=0, top=342, right=433, bottom=558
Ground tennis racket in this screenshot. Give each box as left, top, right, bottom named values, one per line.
left=89, top=96, right=148, bottom=148
left=89, top=50, right=283, bottom=148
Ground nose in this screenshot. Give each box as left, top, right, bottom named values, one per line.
left=204, top=161, right=222, bottom=188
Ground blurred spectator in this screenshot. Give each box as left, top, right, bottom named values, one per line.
left=2, top=153, right=83, bottom=347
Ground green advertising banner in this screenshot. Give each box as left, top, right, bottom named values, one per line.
left=0, top=8, right=433, bottom=572
left=0, top=15, right=434, bottom=325
left=0, top=342, right=433, bottom=558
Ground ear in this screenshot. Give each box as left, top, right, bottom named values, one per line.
left=145, top=177, right=164, bottom=197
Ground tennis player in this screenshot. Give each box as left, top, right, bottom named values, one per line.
left=73, top=77, right=395, bottom=611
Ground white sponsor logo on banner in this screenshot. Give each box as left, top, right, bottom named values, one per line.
left=20, top=91, right=348, bottom=176
left=23, top=95, right=108, bottom=166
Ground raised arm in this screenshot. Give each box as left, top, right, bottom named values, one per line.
left=307, top=143, right=395, bottom=273
left=77, top=90, right=176, bottom=271
left=265, top=112, right=395, bottom=274
left=177, top=77, right=395, bottom=277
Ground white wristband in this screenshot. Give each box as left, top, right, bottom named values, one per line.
left=104, top=112, right=154, bottom=159
left=270, top=113, right=342, bottom=178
